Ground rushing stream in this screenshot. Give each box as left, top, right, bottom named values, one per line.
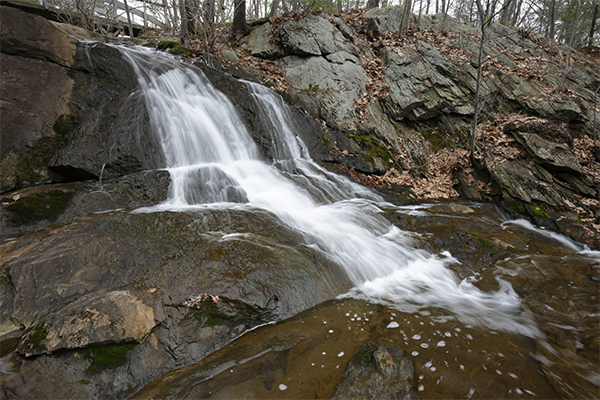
left=2, top=44, right=592, bottom=399
left=122, top=46, right=539, bottom=335
left=114, top=46, right=600, bottom=399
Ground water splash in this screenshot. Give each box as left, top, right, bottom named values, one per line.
left=99, top=163, right=106, bottom=184
left=118, top=45, right=539, bottom=336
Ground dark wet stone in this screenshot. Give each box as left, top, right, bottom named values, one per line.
left=331, top=343, right=419, bottom=400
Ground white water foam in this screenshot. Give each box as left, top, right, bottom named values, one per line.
left=118, top=45, right=540, bottom=336
left=503, top=219, right=600, bottom=261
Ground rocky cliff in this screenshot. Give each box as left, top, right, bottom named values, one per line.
left=231, top=7, right=600, bottom=248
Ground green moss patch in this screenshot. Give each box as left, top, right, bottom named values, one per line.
left=28, top=324, right=49, bottom=353
left=84, top=343, right=136, bottom=373
left=467, top=231, right=496, bottom=250
left=512, top=201, right=526, bottom=214
left=529, top=203, right=548, bottom=218
left=157, top=41, right=193, bottom=57
left=349, top=132, right=396, bottom=169
left=6, top=190, right=74, bottom=225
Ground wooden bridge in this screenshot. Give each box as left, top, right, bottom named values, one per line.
left=1, top=0, right=169, bottom=36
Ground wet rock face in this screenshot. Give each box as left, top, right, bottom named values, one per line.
left=0, top=5, right=76, bottom=191
left=49, top=41, right=166, bottom=182
left=0, top=7, right=165, bottom=192
left=1, top=206, right=352, bottom=398
left=18, top=290, right=157, bottom=356
left=332, top=343, right=419, bottom=400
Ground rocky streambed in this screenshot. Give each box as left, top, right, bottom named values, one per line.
left=1, top=200, right=598, bottom=399
left=1, top=5, right=599, bottom=400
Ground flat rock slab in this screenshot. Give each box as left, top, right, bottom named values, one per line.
left=18, top=290, right=157, bottom=356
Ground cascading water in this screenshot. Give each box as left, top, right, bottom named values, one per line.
left=120, top=46, right=538, bottom=337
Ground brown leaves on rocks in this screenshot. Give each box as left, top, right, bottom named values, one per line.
left=375, top=148, right=472, bottom=199
left=351, top=147, right=472, bottom=200
left=184, top=293, right=219, bottom=308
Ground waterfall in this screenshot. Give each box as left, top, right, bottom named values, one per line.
left=119, top=46, right=539, bottom=337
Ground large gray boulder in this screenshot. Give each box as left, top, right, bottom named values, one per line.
left=280, top=14, right=339, bottom=56
left=486, top=159, right=565, bottom=207
left=381, top=42, right=475, bottom=121
left=364, top=5, right=406, bottom=37
left=48, top=42, right=165, bottom=182
left=243, top=22, right=284, bottom=60
left=283, top=54, right=367, bottom=133
left=0, top=6, right=80, bottom=191
left=512, top=130, right=584, bottom=175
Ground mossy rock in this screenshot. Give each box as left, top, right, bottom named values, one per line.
left=27, top=324, right=49, bottom=354
left=157, top=41, right=193, bottom=57
left=348, top=131, right=396, bottom=169
left=6, top=190, right=74, bottom=225
left=529, top=203, right=549, bottom=218
left=84, top=343, right=136, bottom=374
left=467, top=231, right=496, bottom=250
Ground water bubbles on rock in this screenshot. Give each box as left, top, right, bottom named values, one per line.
left=387, top=321, right=400, bottom=329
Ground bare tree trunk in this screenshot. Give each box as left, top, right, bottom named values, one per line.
left=548, top=0, right=556, bottom=41
left=400, top=0, right=413, bottom=34
left=589, top=0, right=599, bottom=46
left=469, top=0, right=475, bottom=22
left=366, top=0, right=379, bottom=9
left=510, top=0, right=522, bottom=26
left=124, top=0, right=134, bottom=36
left=499, top=0, right=513, bottom=26
left=270, top=0, right=280, bottom=16
left=594, top=85, right=600, bottom=162
left=162, top=0, right=172, bottom=28
left=143, top=0, right=148, bottom=29
left=231, top=0, right=249, bottom=38
left=179, top=0, right=190, bottom=44
left=172, top=0, right=179, bottom=27
left=426, top=0, right=431, bottom=13
left=203, top=0, right=216, bottom=51
left=558, top=0, right=583, bottom=89
left=471, top=0, right=489, bottom=164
